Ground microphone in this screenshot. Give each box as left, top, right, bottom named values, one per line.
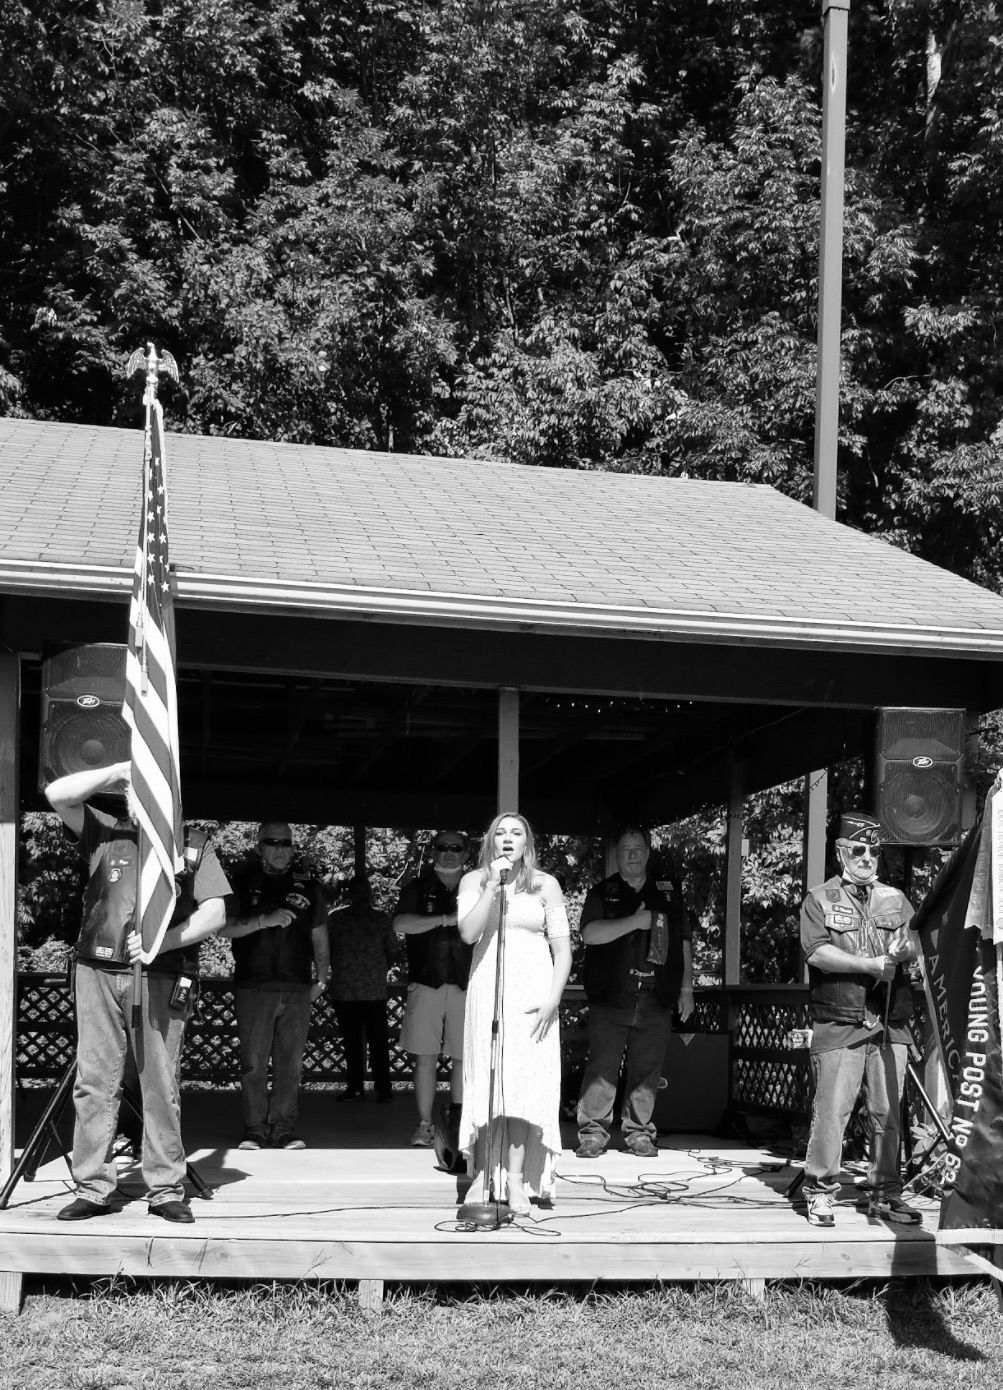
left=499, top=867, right=510, bottom=885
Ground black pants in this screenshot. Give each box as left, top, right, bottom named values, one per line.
left=333, top=999, right=392, bottom=1097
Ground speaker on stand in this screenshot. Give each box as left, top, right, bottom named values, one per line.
left=38, top=644, right=130, bottom=789
left=874, top=707, right=967, bottom=896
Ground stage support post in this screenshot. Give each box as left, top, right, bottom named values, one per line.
left=0, top=652, right=22, bottom=1312
left=723, top=761, right=745, bottom=988
left=498, top=688, right=519, bottom=813
left=353, top=825, right=367, bottom=877
left=802, top=770, right=828, bottom=900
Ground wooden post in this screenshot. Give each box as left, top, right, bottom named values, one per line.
left=723, top=762, right=744, bottom=988
left=814, top=0, right=849, bottom=519
left=0, top=653, right=22, bottom=1312
left=802, top=770, right=828, bottom=895
left=353, top=825, right=367, bottom=876
left=358, top=1277, right=384, bottom=1311
left=805, top=4, right=848, bottom=938
left=497, top=688, right=519, bottom=813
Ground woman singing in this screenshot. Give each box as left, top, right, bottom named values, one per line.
left=457, top=812, right=572, bottom=1213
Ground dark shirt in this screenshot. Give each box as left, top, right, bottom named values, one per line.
left=328, top=905, right=397, bottom=1001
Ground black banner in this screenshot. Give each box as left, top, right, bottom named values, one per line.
left=911, top=789, right=1003, bottom=1278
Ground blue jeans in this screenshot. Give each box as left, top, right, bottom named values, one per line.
left=72, top=963, right=190, bottom=1207
left=804, top=1040, right=908, bottom=1195
left=577, top=994, right=672, bottom=1145
left=234, top=986, right=313, bottom=1138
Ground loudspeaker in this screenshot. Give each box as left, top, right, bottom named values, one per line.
left=39, top=644, right=129, bottom=789
left=653, top=1031, right=730, bottom=1133
left=874, top=707, right=966, bottom=845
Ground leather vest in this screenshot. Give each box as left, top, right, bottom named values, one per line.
left=76, top=825, right=208, bottom=975
left=806, top=876, right=914, bottom=1025
left=231, top=863, right=319, bottom=988
left=582, top=874, right=684, bottom=1010
left=401, top=872, right=472, bottom=990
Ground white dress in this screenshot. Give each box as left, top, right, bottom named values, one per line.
left=458, top=875, right=570, bottom=1201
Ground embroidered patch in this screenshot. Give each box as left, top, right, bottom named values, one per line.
left=825, top=889, right=842, bottom=902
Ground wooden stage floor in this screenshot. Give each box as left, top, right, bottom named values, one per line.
left=0, top=1090, right=973, bottom=1297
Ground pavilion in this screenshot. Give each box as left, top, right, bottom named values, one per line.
left=2, top=414, right=1002, bottom=1304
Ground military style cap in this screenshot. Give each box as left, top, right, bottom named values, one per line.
left=836, top=811, right=882, bottom=845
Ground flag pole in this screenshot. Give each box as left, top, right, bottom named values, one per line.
left=126, top=341, right=180, bottom=1028
left=131, top=350, right=156, bottom=1030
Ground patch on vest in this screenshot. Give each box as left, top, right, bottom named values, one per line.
left=825, top=889, right=842, bottom=902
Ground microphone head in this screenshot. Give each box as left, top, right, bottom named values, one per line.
left=499, top=867, right=510, bottom=885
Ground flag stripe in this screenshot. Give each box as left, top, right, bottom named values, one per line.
left=122, top=397, right=183, bottom=963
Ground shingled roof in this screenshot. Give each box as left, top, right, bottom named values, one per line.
left=2, top=415, right=1003, bottom=657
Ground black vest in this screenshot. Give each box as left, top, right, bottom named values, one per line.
left=402, top=872, right=472, bottom=990
left=231, top=863, right=318, bottom=988
left=582, top=873, right=685, bottom=1010
left=76, top=824, right=209, bottom=975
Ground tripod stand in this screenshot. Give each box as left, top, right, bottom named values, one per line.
left=0, top=1058, right=211, bottom=1209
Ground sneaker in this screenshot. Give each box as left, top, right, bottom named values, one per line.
left=272, top=1133, right=306, bottom=1150
left=238, top=1131, right=269, bottom=1150
left=575, top=1137, right=607, bottom=1158
left=805, top=1190, right=835, bottom=1227
left=864, top=1193, right=922, bottom=1225
left=624, top=1135, right=658, bottom=1158
left=410, top=1120, right=435, bottom=1147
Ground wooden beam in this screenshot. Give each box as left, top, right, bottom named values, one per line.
left=498, top=688, right=519, bottom=813
left=7, top=596, right=1002, bottom=713
left=0, top=652, right=22, bottom=1311
left=723, top=762, right=745, bottom=988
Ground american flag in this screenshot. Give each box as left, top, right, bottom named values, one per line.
left=122, top=396, right=184, bottom=961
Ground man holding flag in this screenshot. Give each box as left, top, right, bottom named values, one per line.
left=45, top=343, right=231, bottom=1224
left=46, top=760, right=229, bottom=1223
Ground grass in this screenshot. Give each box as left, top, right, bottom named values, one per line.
left=1, top=1277, right=1000, bottom=1390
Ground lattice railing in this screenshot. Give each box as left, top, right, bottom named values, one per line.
left=729, top=986, right=811, bottom=1119
left=16, top=974, right=815, bottom=1117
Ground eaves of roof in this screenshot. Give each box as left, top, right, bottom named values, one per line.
left=2, top=556, right=1003, bottom=659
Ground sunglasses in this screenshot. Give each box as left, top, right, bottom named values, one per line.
left=848, top=844, right=878, bottom=858
left=435, top=842, right=465, bottom=853
left=260, top=837, right=293, bottom=848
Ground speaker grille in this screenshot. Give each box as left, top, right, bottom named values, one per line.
left=40, top=704, right=131, bottom=785
left=39, top=644, right=130, bottom=788
left=875, top=707, right=966, bottom=845
left=878, top=763, right=962, bottom=844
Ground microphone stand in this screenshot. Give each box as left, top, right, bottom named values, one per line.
left=459, top=867, right=512, bottom=1229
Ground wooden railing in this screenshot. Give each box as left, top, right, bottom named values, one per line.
left=16, top=973, right=815, bottom=1119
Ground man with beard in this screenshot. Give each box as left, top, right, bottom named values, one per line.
left=799, top=811, right=921, bottom=1228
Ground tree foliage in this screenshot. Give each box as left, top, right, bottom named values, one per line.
left=5, top=2, right=1003, bottom=978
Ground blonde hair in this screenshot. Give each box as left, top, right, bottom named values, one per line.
left=477, top=811, right=538, bottom=894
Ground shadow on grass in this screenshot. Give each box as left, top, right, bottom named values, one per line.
left=883, top=1279, right=985, bottom=1361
